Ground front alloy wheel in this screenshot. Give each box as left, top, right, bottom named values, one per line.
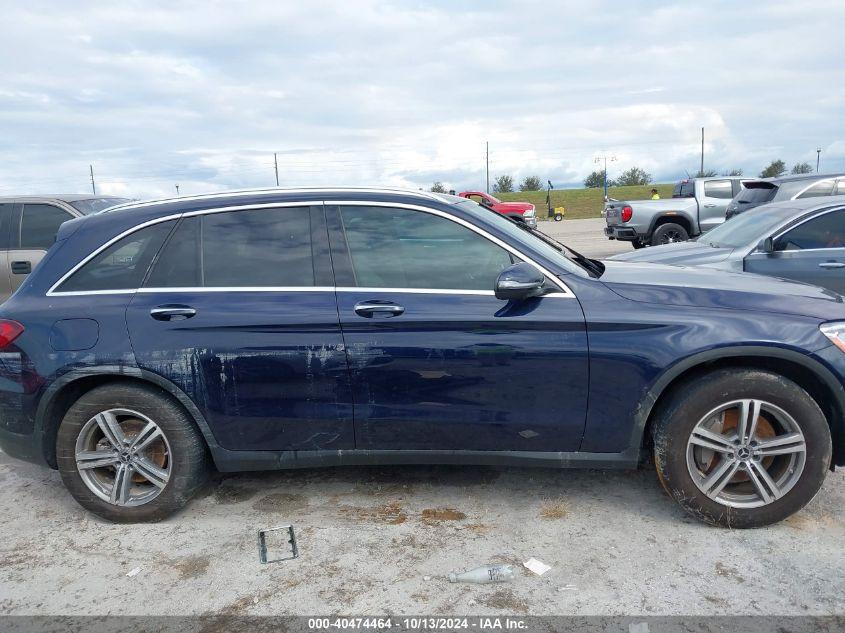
left=686, top=399, right=806, bottom=508
left=652, top=369, right=831, bottom=528
left=75, top=409, right=171, bottom=507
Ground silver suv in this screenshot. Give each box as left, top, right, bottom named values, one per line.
left=725, top=173, right=845, bottom=219
left=0, top=195, right=129, bottom=302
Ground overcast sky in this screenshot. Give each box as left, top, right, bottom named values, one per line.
left=1, top=0, right=843, bottom=198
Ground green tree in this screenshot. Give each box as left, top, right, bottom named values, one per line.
left=722, top=169, right=743, bottom=176
left=695, top=169, right=718, bottom=177
left=615, top=166, right=652, bottom=186
left=791, top=162, right=813, bottom=174
left=430, top=181, right=447, bottom=193
left=759, top=159, right=787, bottom=178
left=493, top=175, right=514, bottom=193
left=519, top=175, right=543, bottom=191
left=583, top=170, right=610, bottom=188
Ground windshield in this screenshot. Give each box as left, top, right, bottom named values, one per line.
left=703, top=204, right=800, bottom=249
left=455, top=200, right=590, bottom=276
left=69, top=197, right=131, bottom=215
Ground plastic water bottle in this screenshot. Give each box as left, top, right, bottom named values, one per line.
left=448, top=564, right=515, bottom=584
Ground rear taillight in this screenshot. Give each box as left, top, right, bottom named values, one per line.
left=621, top=206, right=633, bottom=222
left=0, top=320, right=24, bottom=349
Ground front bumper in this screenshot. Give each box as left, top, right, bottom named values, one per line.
left=604, top=225, right=638, bottom=241
left=524, top=215, right=537, bottom=228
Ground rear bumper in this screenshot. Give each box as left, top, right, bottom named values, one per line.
left=604, top=225, right=638, bottom=241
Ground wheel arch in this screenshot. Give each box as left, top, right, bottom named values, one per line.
left=36, top=367, right=220, bottom=469
left=634, top=346, right=845, bottom=467
left=648, top=213, right=695, bottom=238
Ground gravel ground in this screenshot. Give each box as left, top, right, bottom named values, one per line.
left=0, top=219, right=842, bottom=617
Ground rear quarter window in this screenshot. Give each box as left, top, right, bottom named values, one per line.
left=55, top=221, right=174, bottom=292
left=736, top=184, right=778, bottom=205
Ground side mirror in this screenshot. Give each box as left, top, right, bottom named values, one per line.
left=758, top=237, right=775, bottom=253
left=495, top=263, right=546, bottom=301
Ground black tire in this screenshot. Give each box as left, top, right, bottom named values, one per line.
left=553, top=214, right=563, bottom=222
left=56, top=383, right=210, bottom=523
left=651, top=222, right=689, bottom=246
left=652, top=369, right=832, bottom=528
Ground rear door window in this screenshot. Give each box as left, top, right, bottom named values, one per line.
left=778, top=210, right=845, bottom=250
left=56, top=221, right=174, bottom=292
left=19, top=204, right=73, bottom=249
left=146, top=207, right=315, bottom=288
left=672, top=181, right=695, bottom=198
left=703, top=180, right=733, bottom=199
left=796, top=179, right=835, bottom=199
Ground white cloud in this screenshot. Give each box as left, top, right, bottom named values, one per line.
left=0, top=0, right=842, bottom=198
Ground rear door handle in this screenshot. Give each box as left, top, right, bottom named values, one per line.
left=150, top=305, right=197, bottom=321
left=703, top=204, right=717, bottom=208
left=819, top=262, right=845, bottom=269
left=354, top=300, right=405, bottom=318
left=11, top=261, right=31, bottom=275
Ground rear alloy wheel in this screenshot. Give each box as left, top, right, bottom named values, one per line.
left=653, top=369, right=831, bottom=528
left=57, top=383, right=210, bottom=522
left=651, top=222, right=689, bottom=246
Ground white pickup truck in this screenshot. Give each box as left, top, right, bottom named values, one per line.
left=603, top=177, right=749, bottom=248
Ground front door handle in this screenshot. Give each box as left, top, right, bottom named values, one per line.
left=11, top=261, right=31, bottom=275
left=703, top=204, right=716, bottom=208
left=354, top=300, right=405, bottom=318
left=150, top=305, right=197, bottom=321
left=819, top=262, right=845, bottom=269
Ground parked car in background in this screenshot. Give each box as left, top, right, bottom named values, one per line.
left=458, top=191, right=537, bottom=227
left=611, top=197, right=845, bottom=294
left=0, top=195, right=130, bottom=302
left=604, top=176, right=749, bottom=248
left=725, top=173, right=845, bottom=220
left=0, top=187, right=843, bottom=528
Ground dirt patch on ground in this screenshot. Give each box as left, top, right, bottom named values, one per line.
left=252, top=493, right=309, bottom=514
left=339, top=501, right=407, bottom=524
left=214, top=484, right=260, bottom=505
left=421, top=508, right=467, bottom=524
left=475, top=589, right=528, bottom=613
left=539, top=499, right=568, bottom=520
left=714, top=562, right=746, bottom=584
left=170, top=555, right=211, bottom=580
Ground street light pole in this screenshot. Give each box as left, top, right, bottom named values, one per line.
left=595, top=154, right=617, bottom=199
left=817, top=148, right=822, bottom=173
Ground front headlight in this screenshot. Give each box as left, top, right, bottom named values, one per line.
left=820, top=322, right=845, bottom=352
left=523, top=207, right=535, bottom=218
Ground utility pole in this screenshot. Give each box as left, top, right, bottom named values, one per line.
left=89, top=164, right=96, bottom=195
left=175, top=184, right=180, bottom=196
left=274, top=152, right=279, bottom=186
left=700, top=127, right=704, bottom=176
left=594, top=154, right=617, bottom=200
left=817, top=148, right=822, bottom=173
left=485, top=141, right=490, bottom=193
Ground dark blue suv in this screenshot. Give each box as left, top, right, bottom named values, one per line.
left=0, top=188, right=843, bottom=527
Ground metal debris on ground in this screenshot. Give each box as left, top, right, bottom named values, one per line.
left=125, top=567, right=142, bottom=578
left=258, top=524, right=298, bottom=563
left=448, top=564, right=515, bottom=584
left=523, top=557, right=552, bottom=576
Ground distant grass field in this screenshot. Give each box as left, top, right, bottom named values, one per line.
left=496, top=183, right=674, bottom=220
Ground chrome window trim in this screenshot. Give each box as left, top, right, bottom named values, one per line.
left=104, top=187, right=442, bottom=214
left=47, top=199, right=576, bottom=299
left=791, top=178, right=835, bottom=200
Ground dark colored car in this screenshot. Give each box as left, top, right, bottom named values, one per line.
left=0, top=195, right=130, bottom=302
left=725, top=173, right=845, bottom=220
left=611, top=197, right=845, bottom=295
left=0, top=188, right=843, bottom=527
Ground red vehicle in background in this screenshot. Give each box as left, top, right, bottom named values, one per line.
left=458, top=191, right=537, bottom=227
